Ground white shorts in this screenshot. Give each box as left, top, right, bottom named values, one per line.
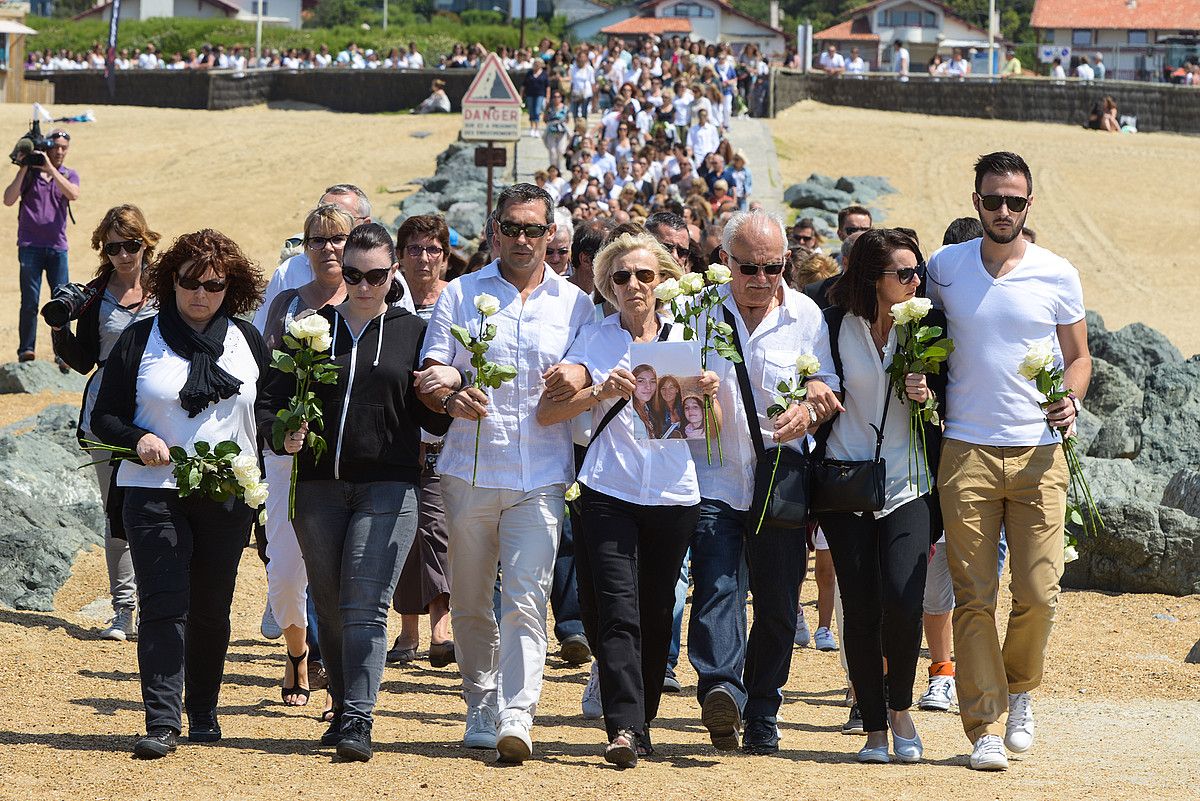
left=923, top=538, right=955, bottom=616
left=813, top=526, right=829, bottom=551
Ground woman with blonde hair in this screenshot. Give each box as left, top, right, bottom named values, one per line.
left=790, top=251, right=839, bottom=292
left=51, top=204, right=159, bottom=642
left=537, top=232, right=718, bottom=767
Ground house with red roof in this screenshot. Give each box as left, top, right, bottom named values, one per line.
left=74, top=0, right=302, bottom=29
left=568, top=0, right=786, bottom=58
left=813, top=0, right=998, bottom=72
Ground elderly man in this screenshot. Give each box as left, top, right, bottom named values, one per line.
left=689, top=210, right=841, bottom=754
left=418, top=184, right=593, bottom=763
left=546, top=209, right=574, bottom=276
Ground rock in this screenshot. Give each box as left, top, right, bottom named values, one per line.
left=1079, top=455, right=1167, bottom=506
left=1135, top=358, right=1200, bottom=476
left=807, top=172, right=837, bottom=189
left=1153, top=613, right=1179, bottom=622
left=792, top=207, right=838, bottom=229
left=1072, top=406, right=1101, bottom=455
left=1083, top=359, right=1145, bottom=460
left=400, top=191, right=443, bottom=217
left=1085, top=358, right=1144, bottom=417
left=0, top=361, right=88, bottom=394
left=438, top=184, right=490, bottom=212
left=834, top=175, right=897, bottom=202
left=0, top=404, right=103, bottom=611
left=1187, top=640, right=1200, bottom=664
left=445, top=201, right=486, bottom=239
left=783, top=182, right=854, bottom=212
left=1090, top=321, right=1183, bottom=387
left=1163, top=469, right=1200, bottom=518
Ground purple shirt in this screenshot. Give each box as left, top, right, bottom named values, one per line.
left=18, top=166, right=79, bottom=250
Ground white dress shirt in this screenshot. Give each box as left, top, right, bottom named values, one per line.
left=693, top=286, right=838, bottom=511
left=564, top=313, right=699, bottom=506
left=687, top=122, right=720, bottom=166
left=825, top=314, right=926, bottom=517
left=253, top=252, right=414, bottom=332
left=422, top=260, right=595, bottom=491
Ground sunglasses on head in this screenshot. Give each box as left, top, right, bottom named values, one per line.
left=342, top=266, right=391, bottom=286
left=103, top=239, right=143, bottom=256
left=405, top=244, right=445, bottom=258
left=612, top=268, right=657, bottom=285
left=497, top=220, right=551, bottom=239
left=307, top=234, right=348, bottom=250
left=882, top=267, right=920, bottom=284
left=176, top=275, right=227, bottom=293
left=735, top=260, right=785, bottom=276
left=978, top=194, right=1029, bottom=213
left=284, top=236, right=303, bottom=249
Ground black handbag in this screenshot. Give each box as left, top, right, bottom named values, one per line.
left=809, top=376, right=891, bottom=514
left=726, top=308, right=811, bottom=532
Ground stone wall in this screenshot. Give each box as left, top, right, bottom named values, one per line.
left=771, top=70, right=1200, bottom=135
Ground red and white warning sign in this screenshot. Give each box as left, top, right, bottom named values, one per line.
left=461, top=52, right=522, bottom=142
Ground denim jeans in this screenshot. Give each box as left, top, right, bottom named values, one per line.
left=17, top=245, right=69, bottom=355
left=687, top=499, right=749, bottom=708
left=550, top=508, right=585, bottom=643
left=292, top=479, right=418, bottom=725
left=666, top=553, right=689, bottom=672
left=570, top=98, right=591, bottom=119
left=527, top=94, right=546, bottom=124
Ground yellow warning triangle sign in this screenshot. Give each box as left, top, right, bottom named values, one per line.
left=461, top=53, right=522, bottom=106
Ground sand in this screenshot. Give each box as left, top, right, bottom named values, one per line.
left=768, top=101, right=1200, bottom=356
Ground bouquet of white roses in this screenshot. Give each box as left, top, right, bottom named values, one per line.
left=884, top=297, right=953, bottom=493
left=271, top=312, right=340, bottom=519
left=753, top=354, right=821, bottom=535
left=654, top=264, right=743, bottom=464
left=1019, top=342, right=1103, bottom=561
left=451, top=293, right=518, bottom=486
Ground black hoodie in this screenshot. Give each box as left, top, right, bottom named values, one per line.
left=260, top=304, right=450, bottom=484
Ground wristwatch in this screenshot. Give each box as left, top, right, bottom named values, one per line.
left=591, top=382, right=603, bottom=399
left=1069, top=393, right=1082, bottom=414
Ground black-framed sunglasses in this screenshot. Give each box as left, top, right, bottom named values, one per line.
left=612, top=268, right=657, bottom=285
left=735, top=260, right=785, bottom=276
left=792, top=233, right=815, bottom=244
left=546, top=247, right=570, bottom=258
left=978, top=194, right=1029, bottom=213
left=284, top=236, right=303, bottom=249
left=405, top=244, right=445, bottom=258
left=342, top=266, right=391, bottom=286
left=306, top=234, right=348, bottom=250
left=661, top=242, right=690, bottom=258
left=103, top=239, right=143, bottom=256
left=881, top=267, right=920, bottom=285
left=176, top=275, right=227, bottom=293
left=497, top=220, right=551, bottom=239
left=841, top=225, right=870, bottom=237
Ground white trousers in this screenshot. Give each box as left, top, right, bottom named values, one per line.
left=441, top=475, right=563, bottom=720
left=263, top=451, right=309, bottom=630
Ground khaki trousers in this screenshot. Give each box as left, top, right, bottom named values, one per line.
left=938, top=438, right=1068, bottom=742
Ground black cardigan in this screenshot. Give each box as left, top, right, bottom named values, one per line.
left=258, top=305, right=451, bottom=485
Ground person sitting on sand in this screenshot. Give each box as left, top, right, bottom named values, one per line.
left=1087, top=96, right=1119, bottom=132
left=414, top=79, right=451, bottom=114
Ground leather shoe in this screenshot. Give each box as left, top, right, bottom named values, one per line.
left=429, top=640, right=456, bottom=668
left=133, top=727, right=178, bottom=759
left=701, top=686, right=741, bottom=751
left=742, top=716, right=780, bottom=755
left=320, top=710, right=344, bottom=746
left=559, top=634, right=591, bottom=665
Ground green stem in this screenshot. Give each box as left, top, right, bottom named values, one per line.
left=704, top=396, right=714, bottom=465
left=754, top=445, right=782, bottom=536
left=472, top=416, right=482, bottom=487
left=288, top=453, right=298, bottom=520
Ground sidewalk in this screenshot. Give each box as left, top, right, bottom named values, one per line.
left=724, top=117, right=785, bottom=218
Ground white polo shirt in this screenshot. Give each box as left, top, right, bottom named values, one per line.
left=422, top=260, right=595, bottom=491
left=926, top=239, right=1085, bottom=447
left=564, top=313, right=699, bottom=506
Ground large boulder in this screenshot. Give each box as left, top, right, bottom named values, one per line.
left=0, top=361, right=87, bottom=394
left=1135, top=358, right=1200, bottom=476
left=438, top=183, right=491, bottom=212
left=1082, top=357, right=1145, bottom=459
left=400, top=191, right=443, bottom=217
left=784, top=183, right=854, bottom=212
left=834, top=175, right=897, bottom=202
left=806, top=172, right=837, bottom=189
left=1080, top=455, right=1168, bottom=506
left=1163, top=469, right=1200, bottom=518
left=446, top=202, right=486, bottom=239
left=0, top=404, right=103, bottom=611
left=1090, top=321, right=1183, bottom=387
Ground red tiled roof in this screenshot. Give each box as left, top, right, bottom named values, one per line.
left=1031, top=0, right=1200, bottom=31
left=814, top=18, right=880, bottom=41
left=637, top=0, right=786, bottom=35
left=602, top=16, right=693, bottom=35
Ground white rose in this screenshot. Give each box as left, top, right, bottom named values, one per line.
left=230, top=453, right=260, bottom=487
left=287, top=313, right=329, bottom=342
left=906, top=297, right=932, bottom=320
left=795, top=354, right=821, bottom=377
left=258, top=507, right=268, bottom=526
left=889, top=301, right=915, bottom=326
left=678, top=272, right=705, bottom=295
left=309, top=331, right=333, bottom=353
left=564, top=481, right=581, bottom=502
left=243, top=481, right=270, bottom=509
left=1018, top=342, right=1055, bottom=381
left=705, top=264, right=732, bottom=285
left=474, top=293, right=501, bottom=317
left=1063, top=545, right=1079, bottom=563
left=653, top=278, right=681, bottom=302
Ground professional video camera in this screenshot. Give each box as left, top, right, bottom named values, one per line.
left=41, top=277, right=104, bottom=328
left=9, top=119, right=53, bottom=168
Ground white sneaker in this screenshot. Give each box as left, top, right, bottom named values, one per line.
left=496, top=713, right=533, bottom=763
left=100, top=608, right=136, bottom=641
left=969, top=734, right=1009, bottom=771
left=260, top=603, right=282, bottom=640
left=814, top=626, right=838, bottom=652
left=918, top=674, right=957, bottom=711
left=1005, top=692, right=1035, bottom=754
left=463, top=704, right=498, bottom=749
left=794, top=607, right=811, bottom=647
left=581, top=660, right=602, bottom=720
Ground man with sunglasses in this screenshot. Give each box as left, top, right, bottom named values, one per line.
left=4, top=128, right=80, bottom=363
left=926, top=151, right=1091, bottom=771
left=686, top=210, right=841, bottom=755
left=418, top=183, right=594, bottom=764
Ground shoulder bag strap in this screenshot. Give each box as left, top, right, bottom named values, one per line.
left=872, top=376, right=893, bottom=463
left=723, top=306, right=768, bottom=459
left=584, top=321, right=673, bottom=450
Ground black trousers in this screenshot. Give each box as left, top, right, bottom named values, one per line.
left=123, top=487, right=252, bottom=733
left=818, top=494, right=932, bottom=733
left=575, top=485, right=697, bottom=740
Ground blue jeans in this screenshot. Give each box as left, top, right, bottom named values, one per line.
left=18, top=245, right=69, bottom=356
left=570, top=97, right=591, bottom=119
left=667, top=552, right=689, bottom=671
left=551, top=509, right=585, bottom=642
left=527, top=94, right=546, bottom=124
left=687, top=499, right=749, bottom=708
left=292, top=479, right=418, bottom=724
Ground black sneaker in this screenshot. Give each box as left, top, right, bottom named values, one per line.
left=661, top=666, right=681, bottom=693
left=559, top=634, right=592, bottom=666
left=700, top=686, right=741, bottom=751
left=841, top=703, right=865, bottom=735
left=319, top=710, right=344, bottom=746
left=133, top=727, right=178, bottom=759
left=187, top=709, right=222, bottom=743
left=336, top=718, right=373, bottom=762
left=742, top=716, right=780, bottom=755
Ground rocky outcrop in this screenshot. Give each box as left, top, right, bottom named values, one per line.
left=392, top=140, right=505, bottom=237
left=0, top=361, right=87, bottom=394
left=783, top=172, right=895, bottom=236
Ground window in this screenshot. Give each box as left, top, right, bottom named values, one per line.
left=878, top=8, right=936, bottom=28
left=1128, top=30, right=1148, bottom=44
left=923, top=11, right=935, bottom=27
left=1071, top=29, right=1093, bottom=46
left=1045, top=30, right=1054, bottom=43
left=250, top=0, right=268, bottom=13
left=670, top=2, right=713, bottom=17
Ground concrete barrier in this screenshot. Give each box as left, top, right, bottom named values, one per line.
left=771, top=70, right=1200, bottom=135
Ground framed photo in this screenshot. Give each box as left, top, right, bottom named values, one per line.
left=627, top=340, right=721, bottom=441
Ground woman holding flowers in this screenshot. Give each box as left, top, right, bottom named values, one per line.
left=256, top=203, right=352, bottom=707
left=536, top=233, right=717, bottom=768
left=263, top=223, right=449, bottom=762
left=90, top=230, right=271, bottom=759
left=816, top=228, right=947, bottom=764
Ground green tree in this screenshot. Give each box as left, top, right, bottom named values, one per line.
left=309, top=0, right=370, bottom=29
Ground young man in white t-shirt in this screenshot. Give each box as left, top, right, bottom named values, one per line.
left=926, top=152, right=1092, bottom=773
left=819, top=45, right=845, bottom=75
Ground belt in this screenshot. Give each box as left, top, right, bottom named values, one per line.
left=424, top=441, right=443, bottom=455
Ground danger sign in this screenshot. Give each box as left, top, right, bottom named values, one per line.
left=461, top=53, right=522, bottom=142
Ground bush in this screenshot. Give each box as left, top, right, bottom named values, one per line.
left=460, top=10, right=506, bottom=26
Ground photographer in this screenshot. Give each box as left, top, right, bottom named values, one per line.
left=4, top=127, right=81, bottom=363
left=51, top=205, right=157, bottom=642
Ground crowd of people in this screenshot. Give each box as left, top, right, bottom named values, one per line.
left=29, top=108, right=1090, bottom=774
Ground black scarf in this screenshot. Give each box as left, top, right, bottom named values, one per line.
left=158, top=300, right=243, bottom=418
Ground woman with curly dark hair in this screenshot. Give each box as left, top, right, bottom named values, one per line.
left=91, top=229, right=272, bottom=760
